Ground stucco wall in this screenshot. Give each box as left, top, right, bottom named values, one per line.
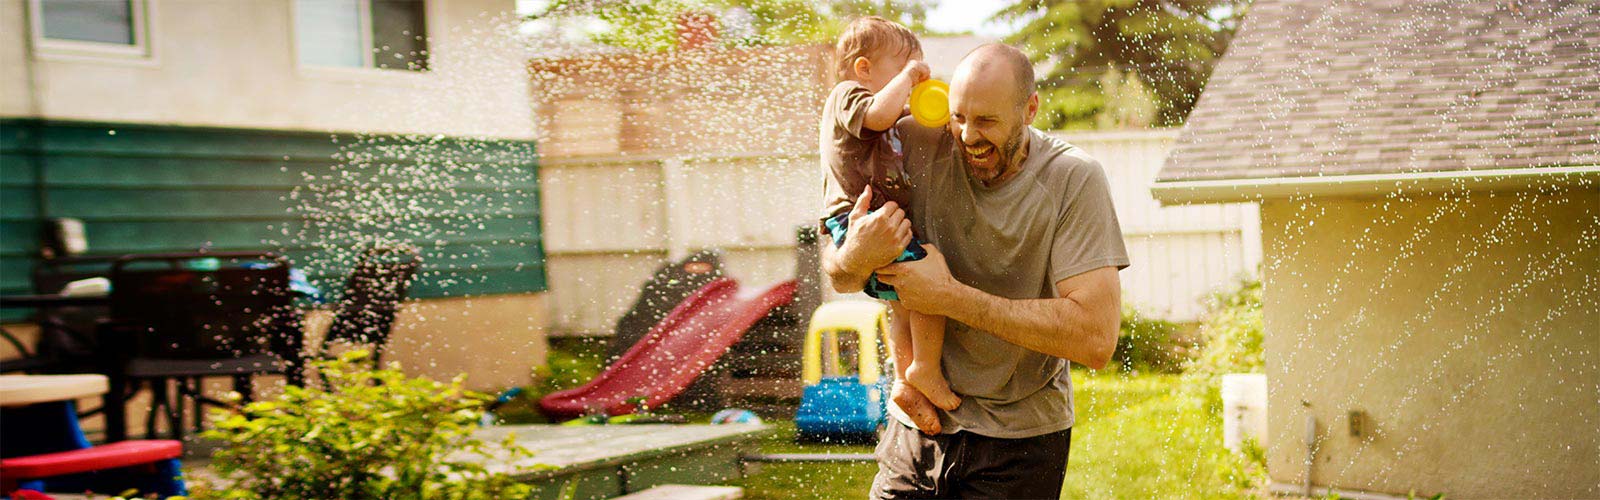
left=1259, top=187, right=1598, bottom=498
left=0, top=0, right=531, bottom=139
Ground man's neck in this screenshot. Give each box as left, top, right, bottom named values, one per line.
left=981, top=129, right=1031, bottom=188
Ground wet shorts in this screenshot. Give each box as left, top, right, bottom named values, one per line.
left=825, top=211, right=926, bottom=301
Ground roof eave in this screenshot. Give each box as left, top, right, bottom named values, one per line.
left=1149, top=165, right=1600, bottom=206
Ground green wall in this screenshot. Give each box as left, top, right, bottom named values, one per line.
left=0, top=119, right=546, bottom=308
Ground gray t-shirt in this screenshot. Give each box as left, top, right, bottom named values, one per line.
left=856, top=120, right=1131, bottom=438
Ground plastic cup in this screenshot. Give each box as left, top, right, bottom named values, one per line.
left=910, top=79, right=950, bottom=128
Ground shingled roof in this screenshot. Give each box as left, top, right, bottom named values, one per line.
left=1154, top=0, right=1600, bottom=194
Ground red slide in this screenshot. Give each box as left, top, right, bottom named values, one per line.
left=539, top=278, right=796, bottom=420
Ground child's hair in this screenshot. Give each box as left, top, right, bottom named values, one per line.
left=833, top=16, right=921, bottom=83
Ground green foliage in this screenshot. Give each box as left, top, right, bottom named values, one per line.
left=528, top=0, right=940, bottom=52
left=1063, top=373, right=1266, bottom=498
left=1183, top=278, right=1264, bottom=409
left=997, top=0, right=1250, bottom=129
left=1112, top=306, right=1193, bottom=373
left=199, top=350, right=535, bottom=500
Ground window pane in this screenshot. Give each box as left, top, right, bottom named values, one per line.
left=296, top=0, right=363, bottom=68
left=370, top=0, right=428, bottom=71
left=39, top=0, right=134, bottom=45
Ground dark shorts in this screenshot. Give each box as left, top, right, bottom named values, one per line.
left=871, top=421, right=1072, bottom=500
left=825, top=211, right=926, bottom=301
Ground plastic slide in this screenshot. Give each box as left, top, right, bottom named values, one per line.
left=538, top=278, right=797, bottom=420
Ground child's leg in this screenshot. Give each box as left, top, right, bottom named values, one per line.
left=901, top=308, right=960, bottom=411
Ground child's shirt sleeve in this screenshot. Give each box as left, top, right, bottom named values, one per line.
left=830, top=81, right=880, bottom=140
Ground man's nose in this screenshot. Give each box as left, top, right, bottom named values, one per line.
left=959, top=124, right=980, bottom=146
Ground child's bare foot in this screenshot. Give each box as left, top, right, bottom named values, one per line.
left=905, top=362, right=962, bottom=411
left=891, top=381, right=942, bottom=435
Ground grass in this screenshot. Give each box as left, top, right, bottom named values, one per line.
left=727, top=419, right=879, bottom=500
left=509, top=338, right=1268, bottom=498
left=725, top=371, right=1266, bottom=499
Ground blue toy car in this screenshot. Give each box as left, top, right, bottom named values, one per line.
left=796, top=301, right=889, bottom=442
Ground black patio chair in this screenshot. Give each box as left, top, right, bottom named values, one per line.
left=317, top=246, right=421, bottom=372
left=98, top=251, right=306, bottom=442
left=0, top=256, right=120, bottom=375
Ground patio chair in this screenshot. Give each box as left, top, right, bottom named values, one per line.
left=98, top=252, right=306, bottom=442
left=317, top=246, right=421, bottom=372
left=0, top=256, right=118, bottom=375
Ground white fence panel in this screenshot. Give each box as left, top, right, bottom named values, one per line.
left=540, top=131, right=1261, bottom=334
left=1055, top=131, right=1261, bottom=321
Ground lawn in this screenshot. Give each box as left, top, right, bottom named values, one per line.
left=728, top=371, right=1266, bottom=500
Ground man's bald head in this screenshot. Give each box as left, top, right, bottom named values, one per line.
left=955, top=43, right=1036, bottom=106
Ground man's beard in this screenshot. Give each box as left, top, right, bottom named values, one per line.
left=965, top=127, right=1026, bottom=185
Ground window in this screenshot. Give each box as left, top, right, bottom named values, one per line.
left=28, top=0, right=150, bottom=57
left=295, top=0, right=429, bottom=71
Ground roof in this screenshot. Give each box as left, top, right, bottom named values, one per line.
left=1154, top=0, right=1600, bottom=200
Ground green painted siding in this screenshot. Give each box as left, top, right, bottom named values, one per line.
left=0, top=119, right=546, bottom=306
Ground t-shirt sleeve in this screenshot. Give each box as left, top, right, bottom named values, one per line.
left=1049, top=158, right=1131, bottom=286
left=831, top=82, right=879, bottom=140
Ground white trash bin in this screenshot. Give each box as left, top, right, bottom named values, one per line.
left=1221, top=373, right=1268, bottom=452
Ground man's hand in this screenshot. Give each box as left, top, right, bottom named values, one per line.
left=891, top=380, right=943, bottom=435
left=876, top=244, right=962, bottom=315
left=838, top=186, right=913, bottom=276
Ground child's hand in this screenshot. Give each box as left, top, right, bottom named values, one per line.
left=900, top=59, right=930, bottom=84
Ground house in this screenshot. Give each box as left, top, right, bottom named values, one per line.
left=1151, top=0, right=1598, bottom=497
left=0, top=0, right=548, bottom=409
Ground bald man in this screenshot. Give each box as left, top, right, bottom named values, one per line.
left=821, top=43, right=1129, bottom=498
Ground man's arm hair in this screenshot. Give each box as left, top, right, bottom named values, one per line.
left=819, top=235, right=872, bottom=293
left=940, top=266, right=1121, bottom=369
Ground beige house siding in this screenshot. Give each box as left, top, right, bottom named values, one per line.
left=1258, top=188, right=1599, bottom=498
left=0, top=0, right=532, bottom=139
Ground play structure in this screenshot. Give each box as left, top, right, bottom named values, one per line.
left=538, top=278, right=797, bottom=420
left=539, top=228, right=834, bottom=417
left=538, top=226, right=892, bottom=446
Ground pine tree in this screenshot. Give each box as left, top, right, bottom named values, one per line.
left=997, top=0, right=1249, bottom=129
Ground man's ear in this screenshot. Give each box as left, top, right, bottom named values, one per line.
left=1024, top=92, right=1040, bottom=124
left=853, top=56, right=872, bottom=81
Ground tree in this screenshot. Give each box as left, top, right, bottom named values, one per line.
left=997, top=0, right=1249, bottom=129
left=526, top=0, right=935, bottom=52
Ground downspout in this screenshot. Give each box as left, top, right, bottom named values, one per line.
left=1303, top=409, right=1317, bottom=497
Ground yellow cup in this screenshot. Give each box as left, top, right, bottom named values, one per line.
left=909, top=79, right=950, bottom=128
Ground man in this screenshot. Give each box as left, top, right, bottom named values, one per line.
left=821, top=43, right=1130, bottom=499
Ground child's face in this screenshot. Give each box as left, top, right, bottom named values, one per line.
left=857, top=46, right=922, bottom=93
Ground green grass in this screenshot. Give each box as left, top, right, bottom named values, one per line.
left=727, top=372, right=1266, bottom=499
left=728, top=419, right=879, bottom=500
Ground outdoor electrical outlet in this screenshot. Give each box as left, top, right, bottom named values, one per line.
left=1348, top=410, right=1366, bottom=438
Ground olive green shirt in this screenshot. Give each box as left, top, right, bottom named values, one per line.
left=830, top=120, right=1130, bottom=438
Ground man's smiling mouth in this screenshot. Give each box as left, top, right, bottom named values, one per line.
left=964, top=143, right=995, bottom=161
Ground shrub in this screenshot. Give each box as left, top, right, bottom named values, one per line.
left=1111, top=306, right=1193, bottom=374
left=1183, top=278, right=1265, bottom=407
left=200, top=350, right=535, bottom=500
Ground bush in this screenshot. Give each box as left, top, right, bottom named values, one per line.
left=1184, top=279, right=1265, bottom=407
left=1111, top=306, right=1193, bottom=374
left=200, top=350, right=536, bottom=500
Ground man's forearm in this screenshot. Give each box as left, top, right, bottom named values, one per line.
left=820, top=238, right=871, bottom=293
left=941, top=283, right=1117, bottom=369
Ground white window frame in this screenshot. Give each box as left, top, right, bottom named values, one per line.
left=27, top=0, right=153, bottom=61
left=290, top=0, right=437, bottom=81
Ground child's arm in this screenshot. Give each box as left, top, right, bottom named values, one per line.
left=862, top=60, right=930, bottom=132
